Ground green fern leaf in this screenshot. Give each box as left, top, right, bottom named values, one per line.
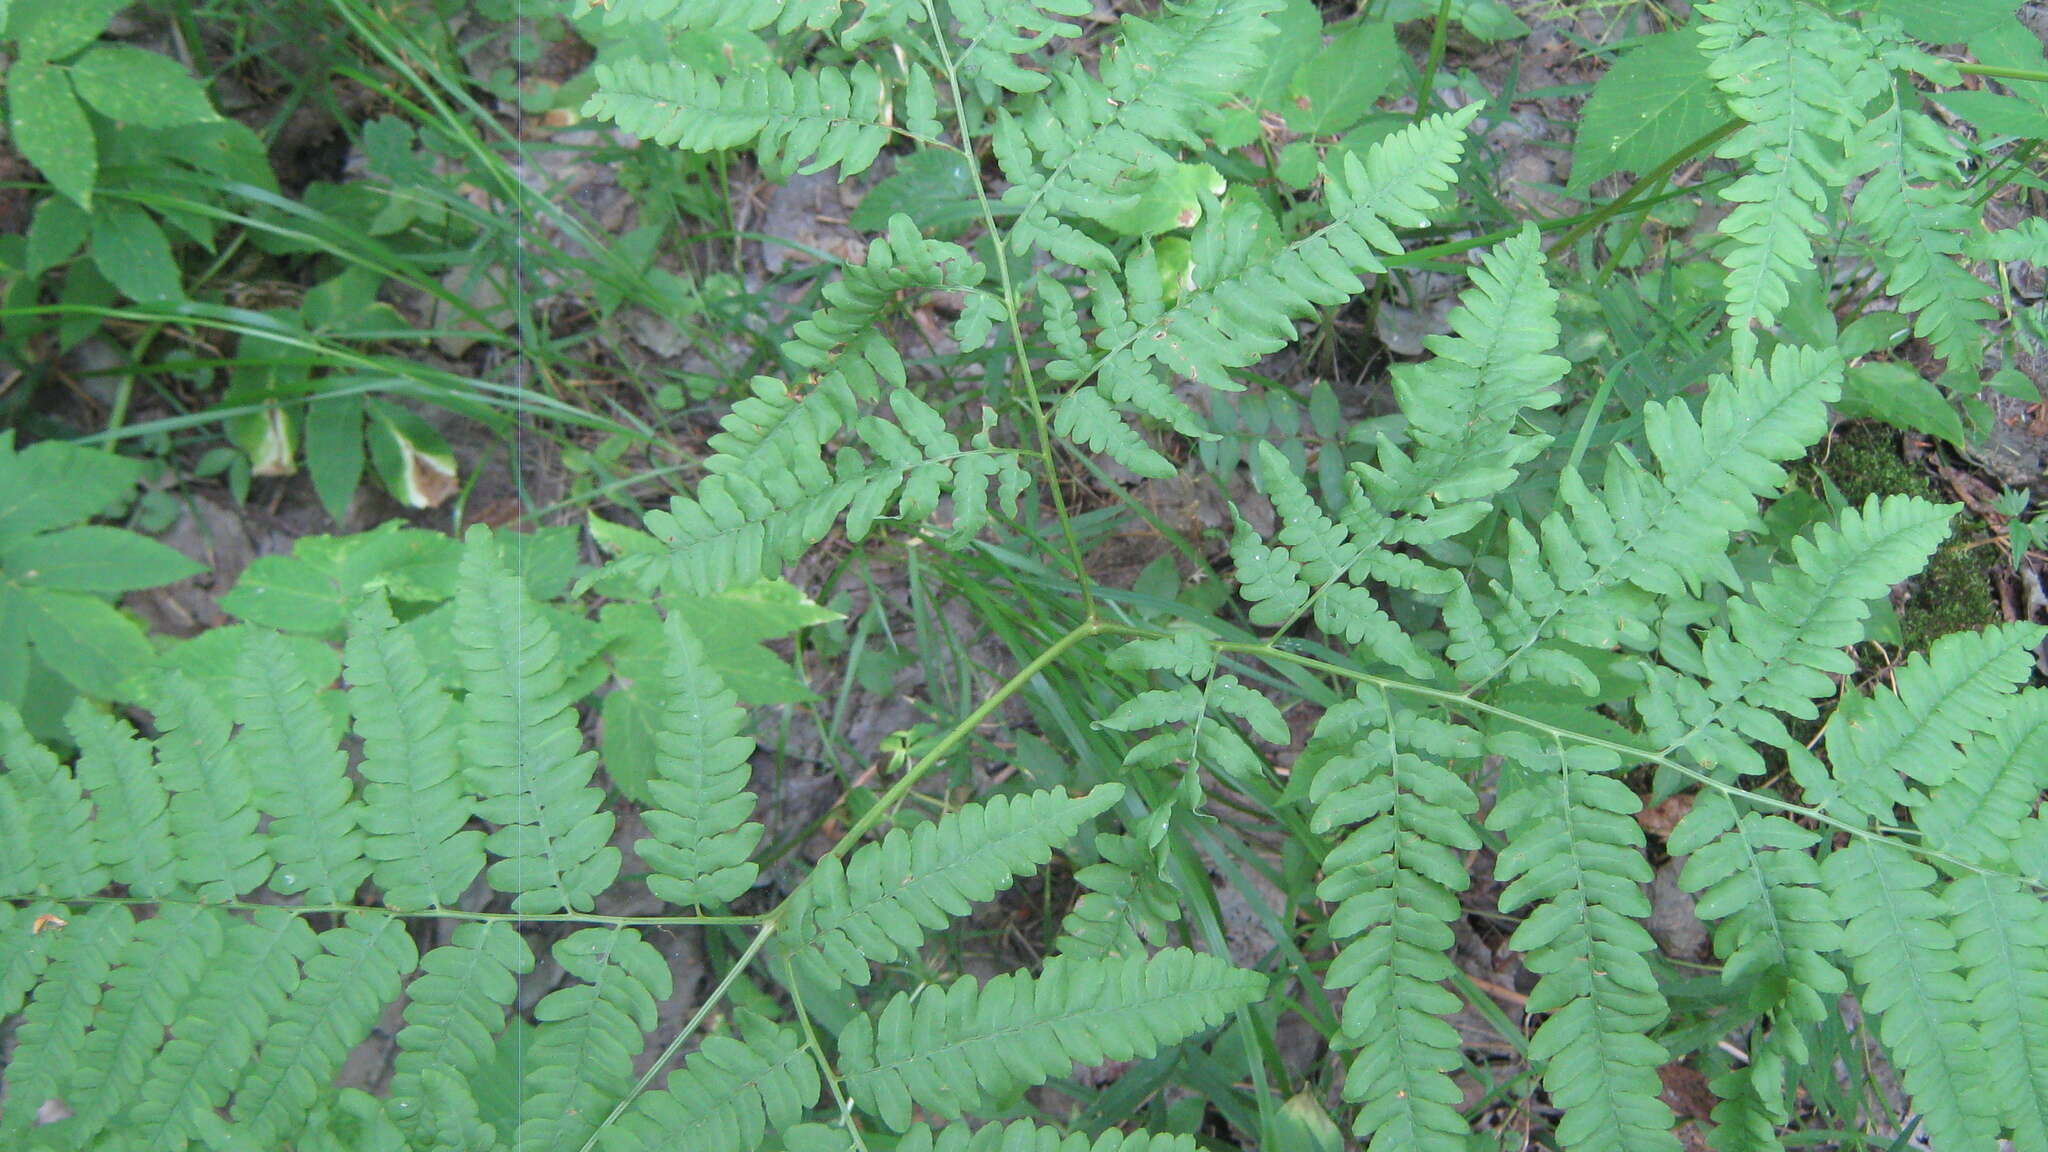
left=789, top=1119, right=1202, bottom=1152
left=515, top=926, right=672, bottom=1152
left=1911, top=688, right=2048, bottom=865
left=603, top=1010, right=821, bottom=1152
left=1310, top=692, right=1481, bottom=1151
left=454, top=527, right=620, bottom=913
left=1822, top=840, right=1999, bottom=1150
left=229, top=914, right=418, bottom=1146
left=0, top=901, right=62, bottom=1016
left=0, top=704, right=102, bottom=900
left=1948, top=871, right=2048, bottom=1150
left=585, top=59, right=905, bottom=178
left=840, top=949, right=1265, bottom=1130
left=951, top=0, right=1092, bottom=93
left=780, top=785, right=1123, bottom=987
left=149, top=672, right=270, bottom=901
left=639, top=611, right=766, bottom=907
left=63, top=906, right=225, bottom=1135
left=1488, top=734, right=1676, bottom=1152
left=345, top=590, right=483, bottom=911
left=66, top=702, right=177, bottom=900
left=0, top=904, right=136, bottom=1140
left=1829, top=622, right=2047, bottom=824
left=1701, top=0, right=1889, bottom=336
left=1054, top=832, right=1182, bottom=959
left=128, top=909, right=321, bottom=1148
left=389, top=922, right=535, bottom=1139
left=234, top=627, right=367, bottom=903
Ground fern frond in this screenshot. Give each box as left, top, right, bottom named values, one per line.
left=1310, top=692, right=1481, bottom=1152
left=0, top=904, right=136, bottom=1141
left=952, top=0, right=1092, bottom=94
left=1052, top=386, right=1178, bottom=478
left=1910, top=688, right=2048, bottom=866
left=1488, top=734, right=1676, bottom=1152
left=1825, top=621, right=2046, bottom=823
left=1058, top=107, right=1476, bottom=398
left=0, top=704, right=102, bottom=900
left=585, top=0, right=850, bottom=36
left=639, top=612, right=765, bottom=907
left=1669, top=793, right=1841, bottom=1126
left=1356, top=225, right=1567, bottom=527
left=1821, top=840, right=1998, bottom=1149
left=66, top=703, right=177, bottom=899
left=127, top=909, right=321, bottom=1147
left=1643, top=494, right=1954, bottom=775
left=345, top=590, right=482, bottom=911
left=388, top=922, right=534, bottom=1139
left=996, top=0, right=1281, bottom=266
left=64, top=905, right=225, bottom=1135
left=515, top=926, right=672, bottom=1152
left=454, top=527, right=620, bottom=913
left=229, top=914, right=418, bottom=1146
left=1948, top=871, right=2048, bottom=1150
left=1701, top=0, right=1889, bottom=336
left=1099, top=676, right=1286, bottom=785
left=585, top=58, right=906, bottom=178
left=1850, top=87, right=1997, bottom=369
left=149, top=672, right=270, bottom=901
left=604, top=1010, right=821, bottom=1152
left=839, top=949, right=1265, bottom=1130
left=234, top=627, right=366, bottom=903
left=779, top=785, right=1123, bottom=988
left=1054, top=832, right=1181, bottom=959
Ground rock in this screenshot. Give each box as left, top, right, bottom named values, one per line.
left=1647, top=857, right=1711, bottom=963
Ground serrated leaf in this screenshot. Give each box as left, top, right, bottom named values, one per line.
left=11, top=586, right=151, bottom=698
left=1570, top=27, right=1723, bottom=195
left=9, top=61, right=96, bottom=208
left=1837, top=360, right=1966, bottom=448
left=0, top=525, right=201, bottom=592
left=91, top=203, right=183, bottom=303
left=67, top=44, right=219, bottom=127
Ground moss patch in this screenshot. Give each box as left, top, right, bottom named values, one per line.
left=1799, top=423, right=1998, bottom=653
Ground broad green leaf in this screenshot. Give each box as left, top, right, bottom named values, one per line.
left=1935, top=90, right=2048, bottom=140
left=8, top=61, right=96, bottom=208
left=366, top=401, right=459, bottom=510
left=12, top=586, right=152, bottom=698
left=24, top=195, right=88, bottom=275
left=90, top=203, right=182, bottom=303
left=1569, top=27, right=1724, bottom=195
left=0, top=526, right=200, bottom=593
left=1865, top=0, right=2017, bottom=43
left=1838, top=360, right=1967, bottom=448
left=305, top=395, right=366, bottom=526
left=1286, top=20, right=1401, bottom=136
left=1089, top=163, right=1224, bottom=237
left=67, top=44, right=218, bottom=127
left=7, top=0, right=127, bottom=61
left=219, top=555, right=353, bottom=633
left=1238, top=0, right=1321, bottom=116
left=0, top=434, right=142, bottom=539
left=153, top=623, right=342, bottom=702
left=852, top=151, right=983, bottom=236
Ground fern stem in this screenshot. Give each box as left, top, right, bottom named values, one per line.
left=1087, top=626, right=2048, bottom=895
left=1957, top=62, right=2048, bottom=85
left=917, top=0, right=1096, bottom=619
left=781, top=952, right=872, bottom=1150
left=31, top=894, right=763, bottom=928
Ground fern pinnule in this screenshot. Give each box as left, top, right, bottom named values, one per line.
left=1489, top=734, right=1675, bottom=1152
left=66, top=702, right=177, bottom=899
left=454, top=527, right=619, bottom=913
left=605, top=1010, right=821, bottom=1152
left=779, top=784, right=1125, bottom=988
left=951, top=0, right=1093, bottom=94
left=638, top=611, right=765, bottom=908
left=0, top=904, right=136, bottom=1141
left=388, top=922, right=534, bottom=1139
left=1910, top=688, right=2048, bottom=863
left=839, top=949, right=1266, bottom=1130
left=1949, top=872, right=2048, bottom=1150
left=64, top=905, right=223, bottom=1135
left=1311, top=694, right=1482, bottom=1152
left=149, top=671, right=269, bottom=901
left=345, top=590, right=482, bottom=911
left=585, top=58, right=904, bottom=179
left=1053, top=832, right=1181, bottom=959
left=234, top=627, right=365, bottom=903
left=228, top=914, right=417, bottom=1146
left=515, top=926, right=672, bottom=1152
left=0, top=704, right=101, bottom=902
left=1823, top=841, right=1999, bottom=1150
left=789, top=1119, right=1205, bottom=1152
